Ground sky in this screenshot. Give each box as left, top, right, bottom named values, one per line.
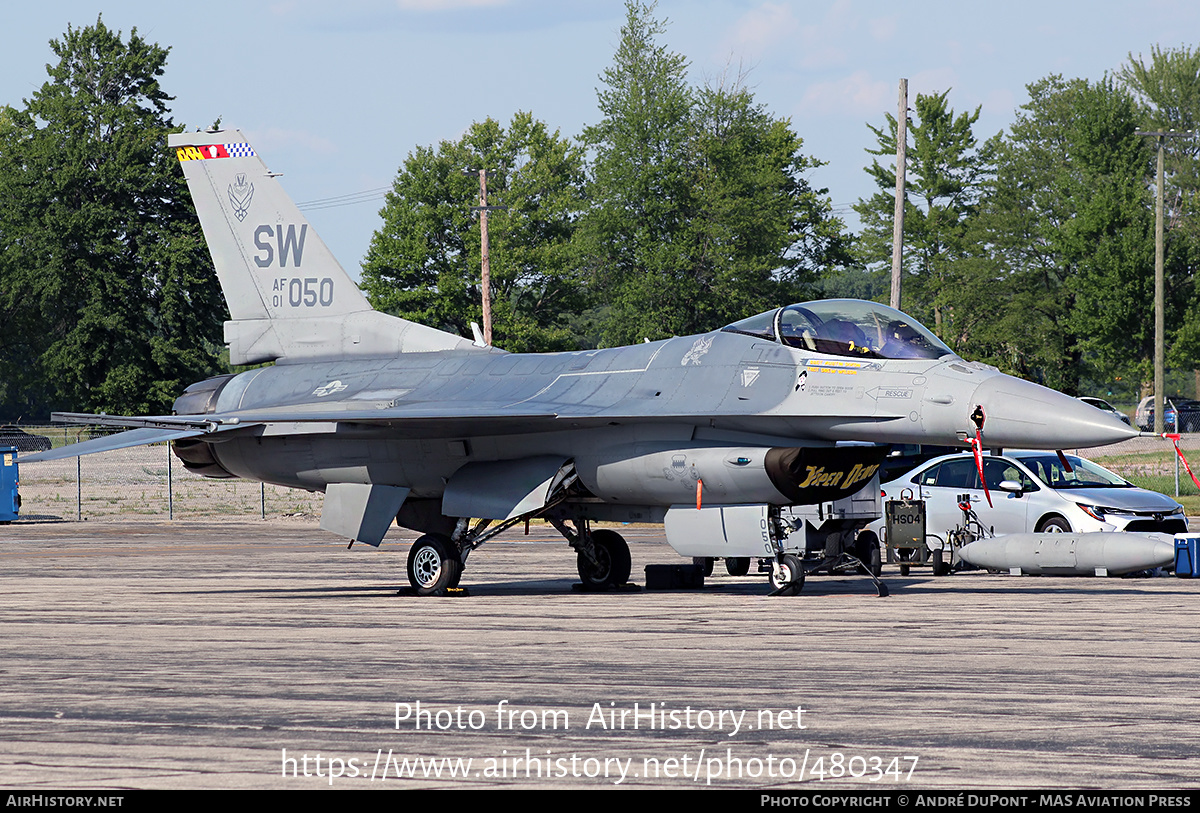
left=3, top=0, right=1198, bottom=279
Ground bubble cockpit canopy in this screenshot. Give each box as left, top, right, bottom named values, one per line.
left=720, top=300, right=954, bottom=361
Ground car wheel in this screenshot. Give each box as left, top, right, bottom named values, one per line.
left=1036, top=516, right=1071, bottom=533
left=855, top=532, right=882, bottom=577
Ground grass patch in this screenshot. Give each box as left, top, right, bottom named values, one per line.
left=1125, top=473, right=1200, bottom=497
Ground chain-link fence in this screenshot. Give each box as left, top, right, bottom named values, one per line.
left=6, top=425, right=1200, bottom=523
left=10, top=426, right=321, bottom=522
left=1075, top=433, right=1200, bottom=501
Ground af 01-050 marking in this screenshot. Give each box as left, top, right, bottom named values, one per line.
left=23, top=128, right=1140, bottom=596
left=269, top=277, right=334, bottom=309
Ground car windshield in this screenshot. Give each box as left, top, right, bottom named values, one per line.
left=1012, top=454, right=1132, bottom=489
left=721, top=300, right=953, bottom=360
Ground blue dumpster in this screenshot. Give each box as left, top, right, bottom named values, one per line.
left=1175, top=534, right=1200, bottom=578
left=0, top=446, right=17, bottom=523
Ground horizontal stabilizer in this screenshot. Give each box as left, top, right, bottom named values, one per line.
left=21, top=428, right=207, bottom=462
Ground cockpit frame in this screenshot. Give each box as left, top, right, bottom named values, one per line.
left=721, top=299, right=953, bottom=361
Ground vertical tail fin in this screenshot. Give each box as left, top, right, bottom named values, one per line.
left=168, top=129, right=473, bottom=363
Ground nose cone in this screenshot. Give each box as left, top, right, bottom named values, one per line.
left=972, top=376, right=1138, bottom=449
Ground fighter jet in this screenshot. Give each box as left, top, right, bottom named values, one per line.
left=25, top=129, right=1138, bottom=595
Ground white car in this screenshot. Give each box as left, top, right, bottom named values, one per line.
left=871, top=451, right=1186, bottom=554
left=1078, top=397, right=1132, bottom=426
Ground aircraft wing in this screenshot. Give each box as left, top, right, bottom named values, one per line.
left=48, top=406, right=564, bottom=436
left=35, top=396, right=855, bottom=457
left=50, top=403, right=639, bottom=436
left=228, top=406, right=568, bottom=438
left=24, top=407, right=574, bottom=462
left=224, top=403, right=564, bottom=424
left=214, top=400, right=883, bottom=437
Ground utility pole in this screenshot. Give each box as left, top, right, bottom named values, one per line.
left=465, top=168, right=506, bottom=346
left=1135, top=129, right=1193, bottom=434
left=890, top=78, right=908, bottom=312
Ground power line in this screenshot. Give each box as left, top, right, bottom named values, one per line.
left=296, top=186, right=391, bottom=211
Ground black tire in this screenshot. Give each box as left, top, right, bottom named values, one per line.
left=693, top=556, right=714, bottom=577
left=725, top=557, right=751, bottom=577
left=932, top=548, right=949, bottom=577
left=856, top=533, right=882, bottom=577
left=577, top=529, right=631, bottom=588
left=1037, top=515, right=1071, bottom=533
left=866, top=542, right=882, bottom=577
left=406, top=534, right=463, bottom=596
left=770, top=554, right=804, bottom=591
left=898, top=548, right=911, bottom=576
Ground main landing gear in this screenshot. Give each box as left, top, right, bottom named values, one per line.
left=400, top=463, right=637, bottom=595
left=401, top=509, right=632, bottom=594
left=573, top=527, right=632, bottom=589
left=406, top=534, right=463, bottom=596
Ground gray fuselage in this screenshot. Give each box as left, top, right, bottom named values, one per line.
left=182, top=322, right=1123, bottom=515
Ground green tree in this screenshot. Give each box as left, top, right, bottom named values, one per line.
left=688, top=79, right=850, bottom=324
left=854, top=90, right=996, bottom=335
left=1118, top=46, right=1200, bottom=384
left=578, top=1, right=696, bottom=345
left=361, top=113, right=587, bottom=353
left=1119, top=45, right=1200, bottom=179
left=948, top=77, right=1089, bottom=392
left=581, top=1, right=848, bottom=346
left=1056, top=79, right=1157, bottom=390
left=0, top=18, right=223, bottom=419
left=953, top=76, right=1158, bottom=396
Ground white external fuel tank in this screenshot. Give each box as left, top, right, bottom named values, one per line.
left=958, top=532, right=1175, bottom=576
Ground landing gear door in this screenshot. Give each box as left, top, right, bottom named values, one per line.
left=442, top=456, right=569, bottom=520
